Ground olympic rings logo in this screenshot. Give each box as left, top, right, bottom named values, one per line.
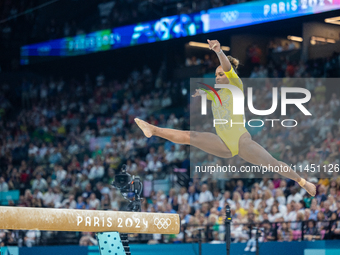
left=154, top=218, right=171, bottom=229
left=220, top=11, right=239, bottom=23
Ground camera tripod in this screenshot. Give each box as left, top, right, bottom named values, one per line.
left=97, top=164, right=143, bottom=255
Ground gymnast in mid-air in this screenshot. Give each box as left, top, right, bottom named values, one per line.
left=135, top=39, right=316, bottom=196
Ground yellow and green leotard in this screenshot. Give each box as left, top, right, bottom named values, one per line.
left=206, top=66, right=248, bottom=156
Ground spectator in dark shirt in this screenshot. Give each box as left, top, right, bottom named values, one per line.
left=326, top=212, right=338, bottom=239
left=304, top=220, right=321, bottom=241
left=316, top=185, right=328, bottom=205
left=187, top=185, right=199, bottom=209
left=262, top=220, right=275, bottom=241
left=323, top=201, right=333, bottom=220
left=233, top=180, right=247, bottom=197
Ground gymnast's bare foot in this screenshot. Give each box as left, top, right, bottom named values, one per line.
left=301, top=181, right=316, bottom=196
left=134, top=118, right=154, bottom=138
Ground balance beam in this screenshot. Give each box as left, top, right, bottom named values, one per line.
left=0, top=206, right=180, bottom=234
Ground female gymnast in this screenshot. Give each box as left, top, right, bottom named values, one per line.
left=135, top=39, right=316, bottom=196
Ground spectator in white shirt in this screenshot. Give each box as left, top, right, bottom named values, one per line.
left=126, top=159, right=137, bottom=174
left=268, top=204, right=283, bottom=222
left=28, top=143, right=39, bottom=157
left=230, top=219, right=249, bottom=243
left=167, top=113, right=178, bottom=128
left=146, top=147, right=157, bottom=162
left=124, top=134, right=135, bottom=153
left=62, top=194, right=77, bottom=209
left=52, top=186, right=63, bottom=207
left=68, top=140, right=79, bottom=155
left=253, top=192, right=262, bottom=210
left=232, top=191, right=242, bottom=209
left=264, top=189, right=274, bottom=209
left=287, top=187, right=303, bottom=204
left=175, top=145, right=187, bottom=161
left=135, top=134, right=147, bottom=148
left=275, top=188, right=287, bottom=205
left=178, top=187, right=189, bottom=205
left=219, top=191, right=234, bottom=209
left=88, top=162, right=104, bottom=180
left=240, top=192, right=252, bottom=210
left=32, top=174, right=48, bottom=192
left=88, top=193, right=100, bottom=210
left=55, top=165, right=67, bottom=184
left=328, top=195, right=337, bottom=212
left=43, top=187, right=55, bottom=207
left=199, top=184, right=213, bottom=204
left=96, top=182, right=111, bottom=198
left=291, top=211, right=304, bottom=231
left=146, top=156, right=162, bottom=172
left=273, top=199, right=287, bottom=216
left=284, top=202, right=297, bottom=222
left=290, top=202, right=305, bottom=230
left=187, top=185, right=199, bottom=209
left=165, top=145, right=176, bottom=163
left=39, top=143, right=48, bottom=158
left=33, top=188, right=44, bottom=200
left=48, top=143, right=55, bottom=154
left=330, top=93, right=340, bottom=109
left=82, top=154, right=94, bottom=169
left=142, top=94, right=153, bottom=109
left=25, top=230, right=41, bottom=247
left=161, top=93, right=172, bottom=108
left=0, top=177, right=9, bottom=192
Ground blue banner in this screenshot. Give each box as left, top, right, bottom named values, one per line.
left=208, top=0, right=339, bottom=31
left=0, top=190, right=20, bottom=205
left=3, top=240, right=340, bottom=255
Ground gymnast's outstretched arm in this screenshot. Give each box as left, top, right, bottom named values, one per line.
left=207, top=39, right=231, bottom=72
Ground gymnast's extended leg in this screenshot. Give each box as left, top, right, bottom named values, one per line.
left=134, top=118, right=233, bottom=159
left=238, top=132, right=316, bottom=196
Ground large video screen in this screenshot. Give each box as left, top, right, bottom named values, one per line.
left=21, top=0, right=340, bottom=64
left=208, top=0, right=339, bottom=31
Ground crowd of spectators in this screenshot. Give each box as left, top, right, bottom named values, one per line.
left=184, top=42, right=340, bottom=79
left=152, top=178, right=340, bottom=247
left=267, top=39, right=300, bottom=54
left=0, top=58, right=191, bottom=246
left=185, top=53, right=220, bottom=70
left=248, top=52, right=340, bottom=79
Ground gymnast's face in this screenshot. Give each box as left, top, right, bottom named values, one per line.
left=215, top=66, right=229, bottom=84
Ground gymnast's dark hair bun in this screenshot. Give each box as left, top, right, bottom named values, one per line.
left=227, top=55, right=239, bottom=70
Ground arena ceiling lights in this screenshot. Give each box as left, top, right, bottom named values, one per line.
left=324, top=16, right=340, bottom=25
left=287, top=36, right=303, bottom=42
left=310, top=36, right=336, bottom=45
